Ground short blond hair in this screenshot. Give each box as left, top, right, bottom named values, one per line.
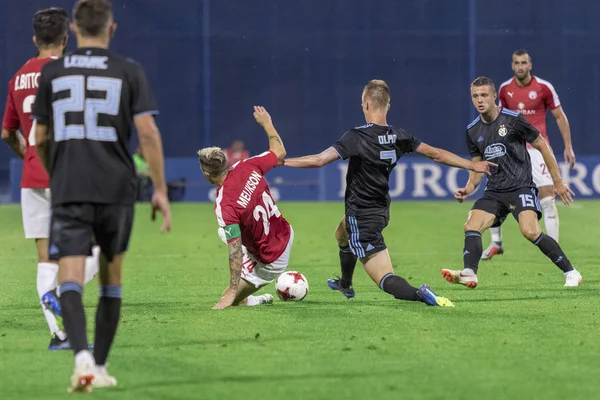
left=197, top=147, right=228, bottom=177
left=363, top=79, right=390, bottom=110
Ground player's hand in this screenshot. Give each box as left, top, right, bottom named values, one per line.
left=471, top=160, right=497, bottom=176
left=564, top=147, right=576, bottom=169
left=454, top=185, right=474, bottom=203
left=151, top=190, right=172, bottom=232
left=554, top=182, right=575, bottom=206
left=253, top=106, right=272, bottom=128
left=212, top=288, right=236, bottom=310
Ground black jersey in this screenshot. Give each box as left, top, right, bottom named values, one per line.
left=333, top=123, right=421, bottom=216
left=466, top=108, right=540, bottom=192
left=31, top=47, right=158, bottom=206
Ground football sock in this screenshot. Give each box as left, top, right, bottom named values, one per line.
left=541, top=197, right=559, bottom=242
left=94, top=285, right=122, bottom=366
left=84, top=246, right=100, bottom=285
left=246, top=295, right=260, bottom=306
left=464, top=231, right=483, bottom=274
left=490, top=226, right=502, bottom=244
left=339, top=245, right=357, bottom=289
left=37, top=263, right=63, bottom=337
left=531, top=233, right=574, bottom=273
left=59, top=282, right=88, bottom=353
left=379, top=273, right=422, bottom=302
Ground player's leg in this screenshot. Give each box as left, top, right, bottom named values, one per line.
left=530, top=147, right=559, bottom=242
left=514, top=197, right=581, bottom=287
left=481, top=226, right=504, bottom=260
left=442, top=192, right=503, bottom=288
left=328, top=216, right=357, bottom=298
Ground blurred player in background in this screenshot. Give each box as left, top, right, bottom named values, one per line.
left=224, top=140, right=249, bottom=168
left=32, top=0, right=171, bottom=392
left=283, top=79, right=496, bottom=307
left=482, top=49, right=575, bottom=260
left=443, top=77, right=581, bottom=288
left=199, top=106, right=290, bottom=310
left=1, top=7, right=99, bottom=351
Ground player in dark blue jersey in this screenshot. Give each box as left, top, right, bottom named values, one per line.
left=284, top=79, right=495, bottom=307
left=441, top=76, right=582, bottom=288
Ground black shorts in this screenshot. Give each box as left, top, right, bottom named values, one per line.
left=472, top=187, right=542, bottom=228
left=49, top=203, right=134, bottom=263
left=345, top=212, right=389, bottom=259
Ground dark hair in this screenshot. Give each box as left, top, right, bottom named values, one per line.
left=513, top=48, right=531, bottom=61
left=471, top=76, right=496, bottom=92
left=363, top=79, right=391, bottom=110
left=73, top=0, right=113, bottom=37
left=33, top=7, right=68, bottom=47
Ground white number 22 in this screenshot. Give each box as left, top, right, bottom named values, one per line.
left=253, top=192, right=282, bottom=235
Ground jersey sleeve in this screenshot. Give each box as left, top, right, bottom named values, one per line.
left=243, top=150, right=279, bottom=174
left=333, top=130, right=360, bottom=160
left=466, top=131, right=481, bottom=157
left=540, top=82, right=561, bottom=110
left=131, top=64, right=159, bottom=117
left=215, top=189, right=240, bottom=228
left=2, top=82, right=19, bottom=131
left=514, top=114, right=541, bottom=144
left=396, top=129, right=421, bottom=153
left=31, top=67, right=52, bottom=124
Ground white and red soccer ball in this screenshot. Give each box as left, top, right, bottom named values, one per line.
left=275, top=271, right=309, bottom=301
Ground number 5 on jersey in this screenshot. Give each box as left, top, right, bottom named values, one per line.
left=253, top=192, right=281, bottom=235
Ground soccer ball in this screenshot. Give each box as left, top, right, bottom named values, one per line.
left=275, top=271, right=309, bottom=301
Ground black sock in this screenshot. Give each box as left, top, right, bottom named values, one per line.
left=532, top=233, right=574, bottom=273
left=464, top=231, right=483, bottom=274
left=339, top=246, right=357, bottom=288
left=94, top=286, right=122, bottom=366
left=59, top=282, right=88, bottom=354
left=379, top=273, right=422, bottom=302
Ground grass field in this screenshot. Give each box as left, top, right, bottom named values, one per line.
left=0, top=201, right=599, bottom=400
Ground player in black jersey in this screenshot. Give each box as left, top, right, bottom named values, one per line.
left=441, top=76, right=582, bottom=289
left=32, top=0, right=171, bottom=393
left=284, top=79, right=495, bottom=307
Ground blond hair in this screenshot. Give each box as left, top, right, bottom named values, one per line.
left=363, top=79, right=390, bottom=110
left=197, top=147, right=228, bottom=177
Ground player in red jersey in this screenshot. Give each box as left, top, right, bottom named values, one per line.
left=481, top=49, right=575, bottom=260
left=1, top=8, right=98, bottom=350
left=198, top=106, right=291, bottom=309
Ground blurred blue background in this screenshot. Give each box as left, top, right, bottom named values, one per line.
left=1, top=0, right=599, bottom=201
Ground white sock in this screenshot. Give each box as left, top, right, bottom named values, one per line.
left=246, top=295, right=260, bottom=306
left=37, top=263, right=63, bottom=336
left=84, top=246, right=100, bottom=285
left=75, top=350, right=95, bottom=369
left=96, top=365, right=107, bottom=375
left=490, top=227, right=502, bottom=244
left=41, top=306, right=66, bottom=339
left=541, top=196, right=559, bottom=242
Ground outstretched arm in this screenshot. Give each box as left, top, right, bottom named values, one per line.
left=283, top=147, right=340, bottom=168
left=415, top=143, right=495, bottom=175
left=253, top=106, right=286, bottom=162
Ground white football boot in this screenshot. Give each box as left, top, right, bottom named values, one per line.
left=564, top=270, right=583, bottom=287
left=441, top=268, right=479, bottom=289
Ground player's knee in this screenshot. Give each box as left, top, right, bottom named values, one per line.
left=37, top=254, right=50, bottom=263
left=521, top=227, right=541, bottom=242
left=463, top=222, right=481, bottom=233
left=334, top=226, right=349, bottom=247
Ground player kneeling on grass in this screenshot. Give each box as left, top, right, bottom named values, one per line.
left=198, top=106, right=293, bottom=310
left=442, top=76, right=582, bottom=288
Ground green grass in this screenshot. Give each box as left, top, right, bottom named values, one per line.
left=1, top=201, right=599, bottom=400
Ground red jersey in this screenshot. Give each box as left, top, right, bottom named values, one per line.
left=498, top=76, right=560, bottom=148
left=2, top=57, right=55, bottom=188
left=215, top=150, right=290, bottom=264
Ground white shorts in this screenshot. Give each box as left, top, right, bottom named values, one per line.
left=21, top=188, right=51, bottom=239
left=242, top=227, right=294, bottom=288
left=528, top=148, right=553, bottom=188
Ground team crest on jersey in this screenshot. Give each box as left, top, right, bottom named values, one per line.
left=528, top=90, right=537, bottom=100
left=498, top=125, right=507, bottom=137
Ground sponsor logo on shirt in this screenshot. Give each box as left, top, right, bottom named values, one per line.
left=484, top=143, right=507, bottom=160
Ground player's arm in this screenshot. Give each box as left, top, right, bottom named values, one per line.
left=31, top=67, right=53, bottom=173
left=530, top=135, right=574, bottom=205
left=2, top=90, right=25, bottom=159
left=34, top=123, right=50, bottom=173
left=550, top=106, right=575, bottom=168
left=454, top=156, right=486, bottom=202
left=253, top=106, right=286, bottom=162
left=283, top=147, right=340, bottom=168
left=213, top=224, right=243, bottom=310
left=1, top=129, right=26, bottom=159
left=134, top=115, right=167, bottom=193
left=415, top=143, right=496, bottom=175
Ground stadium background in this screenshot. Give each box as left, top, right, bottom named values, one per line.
left=2, top=0, right=599, bottom=201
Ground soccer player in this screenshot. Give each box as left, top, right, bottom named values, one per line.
left=31, top=0, right=171, bottom=392
left=1, top=7, right=99, bottom=351
left=441, top=76, right=582, bottom=288
left=198, top=106, right=292, bottom=310
left=283, top=79, right=495, bottom=306
left=481, top=49, right=575, bottom=260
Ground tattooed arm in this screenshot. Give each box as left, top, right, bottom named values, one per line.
left=253, top=106, right=286, bottom=162
left=212, top=235, right=244, bottom=310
